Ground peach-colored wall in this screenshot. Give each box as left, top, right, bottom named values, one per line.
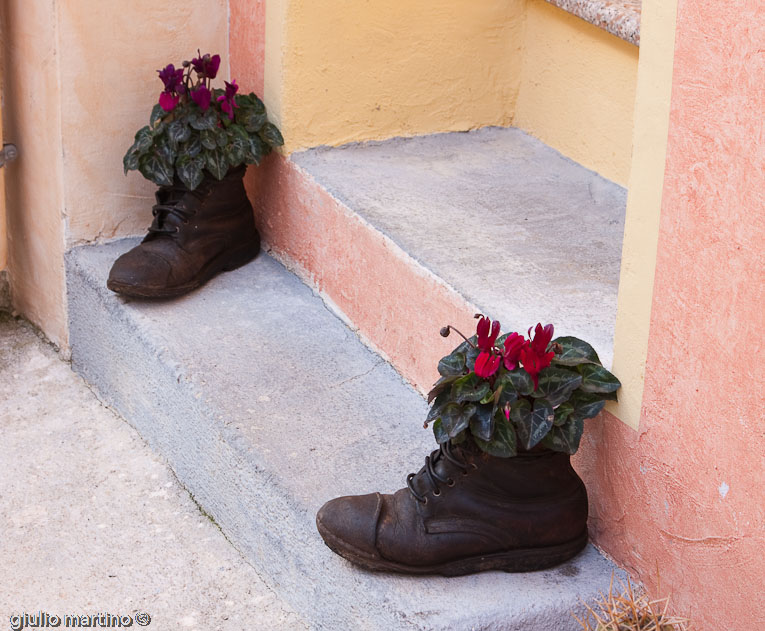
left=578, top=2, right=765, bottom=629
left=230, top=0, right=266, bottom=98
left=1, top=0, right=68, bottom=347
left=1, top=0, right=229, bottom=345
left=58, top=0, right=229, bottom=246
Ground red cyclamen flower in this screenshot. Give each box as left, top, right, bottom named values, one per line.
left=502, top=332, right=527, bottom=371
left=217, top=79, right=239, bottom=119
left=158, top=91, right=180, bottom=112
left=475, top=352, right=501, bottom=379
left=158, top=64, right=184, bottom=92
left=520, top=347, right=555, bottom=390
left=476, top=315, right=500, bottom=352
left=191, top=53, right=221, bottom=80
left=191, top=85, right=212, bottom=111
left=528, top=323, right=554, bottom=356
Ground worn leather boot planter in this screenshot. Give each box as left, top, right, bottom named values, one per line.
left=317, top=316, right=622, bottom=576
left=108, top=167, right=259, bottom=298
left=112, top=51, right=283, bottom=298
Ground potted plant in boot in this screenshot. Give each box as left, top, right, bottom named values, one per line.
left=109, top=52, right=283, bottom=298
left=316, top=315, right=620, bottom=576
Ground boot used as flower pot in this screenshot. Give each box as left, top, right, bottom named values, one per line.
left=107, top=166, right=259, bottom=298
left=112, top=51, right=283, bottom=298
left=316, top=438, right=588, bottom=576
left=317, top=316, right=621, bottom=576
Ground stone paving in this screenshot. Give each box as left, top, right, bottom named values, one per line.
left=0, top=314, right=305, bottom=631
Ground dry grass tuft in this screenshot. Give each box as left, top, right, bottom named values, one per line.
left=574, top=573, right=691, bottom=631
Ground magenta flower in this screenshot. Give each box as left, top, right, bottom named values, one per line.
left=529, top=323, right=554, bottom=356
left=191, top=53, right=221, bottom=80
left=475, top=352, right=501, bottom=379
left=502, top=332, right=527, bottom=371
left=217, top=79, right=239, bottom=119
left=191, top=85, right=212, bottom=111
left=521, top=345, right=555, bottom=390
left=476, top=315, right=500, bottom=352
left=159, top=91, right=180, bottom=112
left=158, top=64, right=183, bottom=93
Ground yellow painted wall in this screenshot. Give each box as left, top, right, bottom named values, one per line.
left=268, top=0, right=638, bottom=186
left=271, top=0, right=526, bottom=153
left=608, top=0, right=678, bottom=428
left=513, top=0, right=638, bottom=186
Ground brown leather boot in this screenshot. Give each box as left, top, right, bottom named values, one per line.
left=316, top=439, right=588, bottom=576
left=107, top=166, right=260, bottom=298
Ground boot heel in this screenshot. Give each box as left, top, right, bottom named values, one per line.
left=221, top=233, right=261, bottom=272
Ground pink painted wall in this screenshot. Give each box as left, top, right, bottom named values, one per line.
left=577, top=2, right=765, bottom=629
left=229, top=0, right=266, bottom=98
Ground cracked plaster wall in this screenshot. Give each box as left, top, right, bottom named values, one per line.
left=1, top=0, right=229, bottom=346
left=576, top=2, right=765, bottom=629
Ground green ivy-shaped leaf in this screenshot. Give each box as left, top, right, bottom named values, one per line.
left=241, top=108, right=267, bottom=133
left=156, top=138, right=177, bottom=167
left=175, top=155, right=204, bottom=190
left=474, top=416, right=517, bottom=458
left=205, top=148, right=228, bottom=180
left=432, top=418, right=448, bottom=444
left=552, top=336, right=601, bottom=366
left=123, top=148, right=140, bottom=174
left=258, top=122, right=284, bottom=147
left=577, top=363, right=621, bottom=394
left=247, top=136, right=270, bottom=165
left=225, top=136, right=248, bottom=167
left=138, top=150, right=173, bottom=186
left=133, top=126, right=154, bottom=152
left=190, top=109, right=218, bottom=130
left=168, top=119, right=191, bottom=144
left=438, top=351, right=466, bottom=377
left=532, top=366, right=582, bottom=406
left=181, top=135, right=203, bottom=159
left=569, top=391, right=608, bottom=421
left=441, top=402, right=476, bottom=439
left=553, top=401, right=574, bottom=426
left=495, top=383, right=518, bottom=408
left=498, top=368, right=534, bottom=396
left=468, top=403, right=494, bottom=441
left=200, top=128, right=217, bottom=151
left=451, top=373, right=491, bottom=403
left=425, top=389, right=450, bottom=424
left=427, top=375, right=458, bottom=404
left=511, top=398, right=554, bottom=450
left=541, top=417, right=584, bottom=454
left=149, top=103, right=165, bottom=127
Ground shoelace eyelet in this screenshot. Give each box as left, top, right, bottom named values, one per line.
left=446, top=478, right=455, bottom=487
left=432, top=489, right=441, bottom=497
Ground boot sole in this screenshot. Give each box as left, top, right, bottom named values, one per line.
left=316, top=518, right=588, bottom=576
left=107, top=236, right=260, bottom=299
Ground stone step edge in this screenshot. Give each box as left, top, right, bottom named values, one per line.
left=247, top=155, right=483, bottom=398
left=65, top=245, right=623, bottom=631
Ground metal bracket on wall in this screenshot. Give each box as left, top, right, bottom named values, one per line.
left=0, top=143, right=18, bottom=168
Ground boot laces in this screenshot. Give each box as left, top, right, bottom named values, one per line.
left=148, top=185, right=206, bottom=235
left=406, top=442, right=470, bottom=504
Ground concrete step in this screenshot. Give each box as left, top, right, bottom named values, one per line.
left=67, top=240, right=621, bottom=631
left=251, top=126, right=626, bottom=393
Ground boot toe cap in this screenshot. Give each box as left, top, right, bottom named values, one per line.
left=316, top=493, right=383, bottom=562
left=107, top=248, right=173, bottom=294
